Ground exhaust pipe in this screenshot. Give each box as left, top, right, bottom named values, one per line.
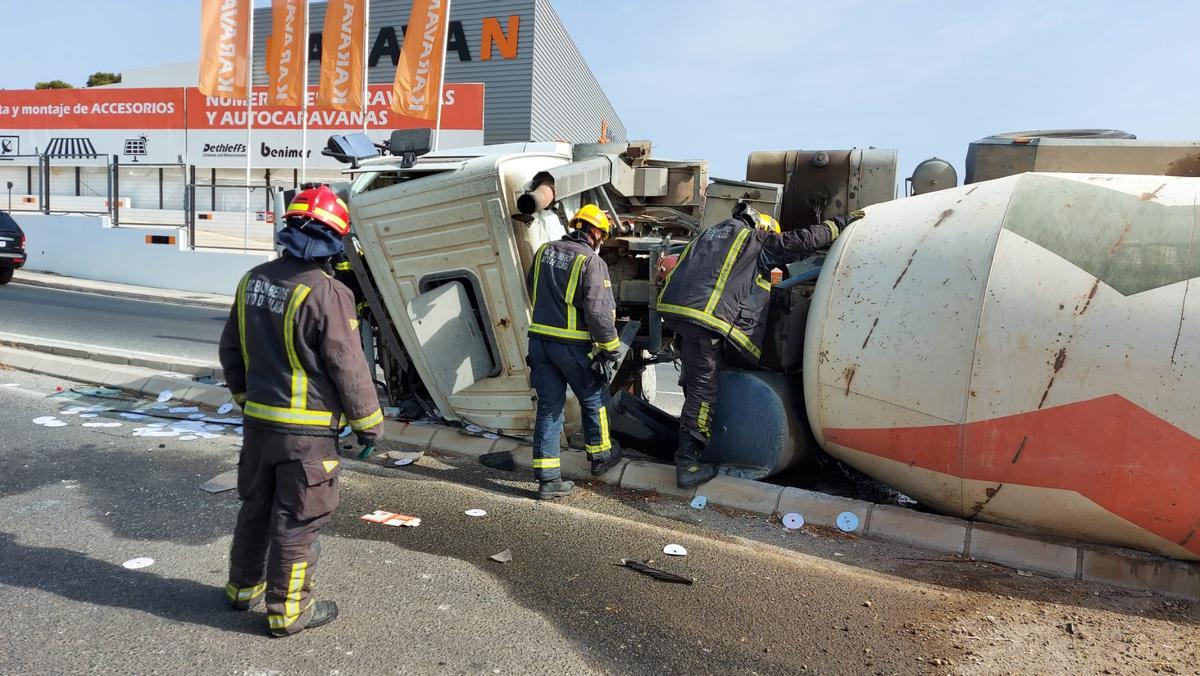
left=517, top=173, right=556, bottom=215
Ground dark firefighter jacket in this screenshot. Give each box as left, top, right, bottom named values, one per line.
left=218, top=254, right=384, bottom=441
left=658, top=217, right=834, bottom=362
left=526, top=232, right=621, bottom=352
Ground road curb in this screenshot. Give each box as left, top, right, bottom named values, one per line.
left=0, top=333, right=223, bottom=380
left=3, top=347, right=1197, bottom=600
left=13, top=276, right=232, bottom=310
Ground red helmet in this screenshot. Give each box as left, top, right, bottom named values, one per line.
left=286, top=185, right=351, bottom=236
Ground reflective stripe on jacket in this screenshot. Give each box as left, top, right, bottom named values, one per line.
left=657, top=218, right=833, bottom=362
left=526, top=233, right=620, bottom=352
left=218, top=255, right=383, bottom=440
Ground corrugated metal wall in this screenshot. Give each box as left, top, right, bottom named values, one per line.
left=250, top=0, right=624, bottom=145
left=529, top=0, right=626, bottom=144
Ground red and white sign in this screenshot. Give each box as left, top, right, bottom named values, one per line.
left=0, top=83, right=485, bottom=169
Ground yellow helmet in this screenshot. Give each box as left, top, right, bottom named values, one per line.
left=755, top=213, right=781, bottom=233
left=571, top=203, right=612, bottom=236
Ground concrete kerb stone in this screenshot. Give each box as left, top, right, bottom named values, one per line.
left=0, top=347, right=40, bottom=372
left=621, top=460, right=696, bottom=500
left=867, top=504, right=969, bottom=555
left=776, top=486, right=873, bottom=534
left=968, top=523, right=1079, bottom=578
left=383, top=421, right=437, bottom=451
left=430, top=428, right=498, bottom=457
left=1080, top=547, right=1200, bottom=599
left=65, top=361, right=115, bottom=387
left=700, top=475, right=784, bottom=515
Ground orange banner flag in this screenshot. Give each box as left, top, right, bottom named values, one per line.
left=391, top=0, right=451, bottom=120
left=316, top=0, right=366, bottom=111
left=199, top=0, right=252, bottom=100
left=267, top=0, right=306, bottom=107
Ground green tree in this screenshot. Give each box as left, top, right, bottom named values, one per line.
left=34, top=80, right=73, bottom=89
left=86, top=72, right=122, bottom=87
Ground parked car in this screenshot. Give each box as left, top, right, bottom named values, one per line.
left=0, top=211, right=27, bottom=284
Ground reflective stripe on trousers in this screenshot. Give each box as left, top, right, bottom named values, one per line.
left=527, top=336, right=611, bottom=481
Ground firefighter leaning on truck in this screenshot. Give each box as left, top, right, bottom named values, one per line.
left=524, top=204, right=625, bottom=499
left=218, top=185, right=383, bottom=637
left=658, top=202, right=860, bottom=489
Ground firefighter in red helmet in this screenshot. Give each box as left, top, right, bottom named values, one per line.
left=218, top=185, right=383, bottom=636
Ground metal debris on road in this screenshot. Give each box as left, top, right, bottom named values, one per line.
left=360, top=510, right=421, bottom=527
left=663, top=544, right=688, bottom=556
left=464, top=509, right=487, bottom=517
left=122, top=557, right=155, bottom=570
left=690, top=496, right=708, bottom=510
left=200, top=470, right=238, bottom=493
left=156, top=390, right=173, bottom=403
left=836, top=512, right=860, bottom=533
left=782, top=512, right=805, bottom=530
left=489, top=549, right=513, bottom=563
left=217, top=403, right=235, bottom=415
left=615, top=559, right=693, bottom=585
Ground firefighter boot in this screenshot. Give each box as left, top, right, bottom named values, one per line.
left=537, top=478, right=576, bottom=499
left=675, top=431, right=717, bottom=489
left=269, top=600, right=339, bottom=638
left=591, top=443, right=623, bottom=476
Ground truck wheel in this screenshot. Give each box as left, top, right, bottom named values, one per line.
left=0, top=268, right=13, bottom=285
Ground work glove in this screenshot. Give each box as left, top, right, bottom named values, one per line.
left=821, top=210, right=863, bottom=242
left=590, top=349, right=618, bottom=383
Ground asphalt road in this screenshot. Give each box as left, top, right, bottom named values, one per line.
left=3, top=368, right=1197, bottom=675
left=0, top=284, right=227, bottom=362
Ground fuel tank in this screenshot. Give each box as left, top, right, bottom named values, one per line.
left=803, top=172, right=1200, bottom=560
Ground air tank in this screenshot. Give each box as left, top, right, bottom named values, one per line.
left=803, top=172, right=1200, bottom=560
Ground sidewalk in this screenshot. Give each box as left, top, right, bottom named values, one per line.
left=13, top=270, right=233, bottom=310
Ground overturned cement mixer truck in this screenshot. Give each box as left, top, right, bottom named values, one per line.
left=308, top=128, right=1200, bottom=562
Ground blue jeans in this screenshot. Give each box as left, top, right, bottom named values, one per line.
left=528, top=336, right=612, bottom=481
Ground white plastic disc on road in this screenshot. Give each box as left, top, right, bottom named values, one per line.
left=79, top=413, right=98, bottom=419
left=32, top=416, right=57, bottom=425
left=483, top=433, right=499, bottom=440
left=663, top=544, right=688, bottom=556
left=464, top=509, right=487, bottom=517
left=690, top=496, right=708, bottom=510
left=83, top=422, right=122, bottom=428
left=393, top=459, right=413, bottom=466
left=169, top=406, right=199, bottom=414
left=156, top=390, right=172, bottom=403
left=339, top=426, right=352, bottom=438
left=179, top=435, right=199, bottom=441
left=43, top=420, right=68, bottom=428
left=836, top=512, right=860, bottom=533
left=122, top=557, right=154, bottom=570
left=203, top=424, right=224, bottom=432
left=217, top=403, right=235, bottom=415
left=465, top=424, right=484, bottom=434
left=188, top=413, right=207, bottom=420
left=1, top=383, right=18, bottom=387
left=782, top=512, right=805, bottom=530
left=120, top=412, right=148, bottom=420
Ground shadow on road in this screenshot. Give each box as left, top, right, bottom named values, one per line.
left=0, top=532, right=263, bottom=636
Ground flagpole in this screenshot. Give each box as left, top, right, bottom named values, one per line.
left=245, top=0, right=255, bottom=252
left=300, top=0, right=309, bottom=184
left=432, top=0, right=450, bottom=151
left=362, top=0, right=370, bottom=134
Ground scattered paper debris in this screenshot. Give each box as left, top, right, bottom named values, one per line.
left=169, top=406, right=199, bottom=414
left=151, top=404, right=170, bottom=410
left=782, top=512, right=805, bottom=530
left=836, top=512, right=860, bottom=533
left=464, top=509, right=487, bottom=518
left=1, top=383, right=18, bottom=387
left=156, top=390, right=173, bottom=403
left=489, top=549, right=513, bottom=563
left=203, top=424, right=224, bottom=432
left=120, top=412, right=148, bottom=420
left=663, top=544, right=688, bottom=556
left=200, top=470, right=238, bottom=493
left=82, top=422, right=123, bottom=428
left=690, top=496, right=707, bottom=510
left=79, top=413, right=99, bottom=419
left=616, top=559, right=693, bottom=585
left=217, top=403, right=235, bottom=415
left=122, top=557, right=155, bottom=570
left=360, top=510, right=421, bottom=527
left=188, top=413, right=207, bottom=420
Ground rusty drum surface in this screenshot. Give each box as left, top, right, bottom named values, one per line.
left=803, top=172, right=1200, bottom=560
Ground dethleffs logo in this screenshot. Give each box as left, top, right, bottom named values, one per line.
left=202, top=142, right=247, bottom=157
left=309, top=15, right=522, bottom=67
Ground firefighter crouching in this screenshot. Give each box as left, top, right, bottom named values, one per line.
left=525, top=204, right=624, bottom=499
left=218, top=185, right=383, bottom=637
left=657, top=202, right=860, bottom=489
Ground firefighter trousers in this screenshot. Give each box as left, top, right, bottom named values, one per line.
left=670, top=320, right=724, bottom=465
left=226, top=425, right=342, bottom=635
left=528, top=336, right=613, bottom=481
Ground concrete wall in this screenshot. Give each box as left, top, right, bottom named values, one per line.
left=12, top=213, right=272, bottom=295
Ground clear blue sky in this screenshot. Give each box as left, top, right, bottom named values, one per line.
left=3, top=1, right=1197, bottom=180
